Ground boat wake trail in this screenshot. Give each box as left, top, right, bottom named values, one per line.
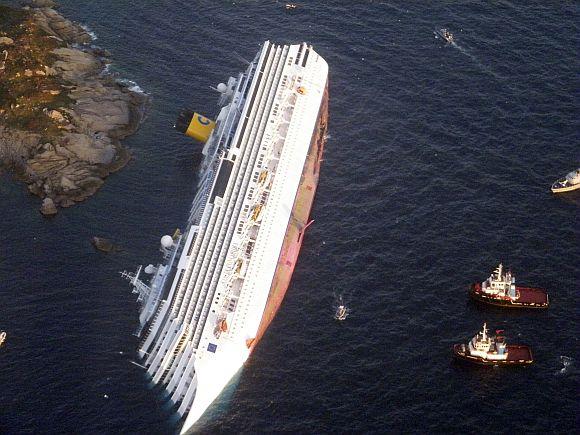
left=433, top=29, right=492, bottom=75
left=555, top=356, right=573, bottom=376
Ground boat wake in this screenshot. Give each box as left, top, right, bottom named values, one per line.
left=555, top=356, right=573, bottom=376
left=433, top=28, right=491, bottom=74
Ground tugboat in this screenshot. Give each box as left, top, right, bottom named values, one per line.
left=470, top=263, right=549, bottom=308
left=551, top=168, right=580, bottom=193
left=453, top=323, right=533, bottom=366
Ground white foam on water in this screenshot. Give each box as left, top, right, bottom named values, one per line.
left=81, top=25, right=98, bottom=41
left=117, top=78, right=147, bottom=95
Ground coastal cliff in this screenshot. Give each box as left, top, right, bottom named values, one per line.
left=0, top=1, right=148, bottom=215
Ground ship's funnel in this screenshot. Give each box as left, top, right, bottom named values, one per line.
left=175, top=110, right=215, bottom=143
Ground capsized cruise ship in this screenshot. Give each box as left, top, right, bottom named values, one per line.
left=122, top=41, right=328, bottom=433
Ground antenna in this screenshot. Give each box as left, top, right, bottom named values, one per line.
left=232, top=52, right=250, bottom=65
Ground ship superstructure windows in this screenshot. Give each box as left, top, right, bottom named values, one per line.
left=125, top=40, right=329, bottom=432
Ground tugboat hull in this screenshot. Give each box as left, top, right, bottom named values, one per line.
left=469, top=283, right=549, bottom=309
left=452, top=344, right=533, bottom=366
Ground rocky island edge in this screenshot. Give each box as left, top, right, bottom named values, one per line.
left=0, top=0, right=148, bottom=215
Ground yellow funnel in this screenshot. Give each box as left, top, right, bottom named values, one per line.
left=185, top=113, right=215, bottom=143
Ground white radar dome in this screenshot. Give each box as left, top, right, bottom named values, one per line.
left=144, top=264, right=156, bottom=274
left=216, top=83, right=228, bottom=93
left=160, top=235, right=173, bottom=248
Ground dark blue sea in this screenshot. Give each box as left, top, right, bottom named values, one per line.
left=0, top=1, right=578, bottom=433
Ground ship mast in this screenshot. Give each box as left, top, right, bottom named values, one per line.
left=120, top=265, right=151, bottom=303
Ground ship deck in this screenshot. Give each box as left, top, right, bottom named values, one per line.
left=470, top=283, right=549, bottom=308
left=516, top=286, right=549, bottom=305
left=453, top=344, right=533, bottom=365
left=505, top=345, right=533, bottom=362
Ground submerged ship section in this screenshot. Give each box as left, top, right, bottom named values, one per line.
left=124, top=41, right=328, bottom=433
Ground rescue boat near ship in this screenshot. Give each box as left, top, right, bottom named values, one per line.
left=551, top=168, right=580, bottom=193
left=453, top=323, right=533, bottom=366
left=470, top=263, right=549, bottom=309
left=122, top=41, right=328, bottom=433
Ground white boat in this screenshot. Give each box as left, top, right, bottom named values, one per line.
left=335, top=305, right=348, bottom=321
left=123, top=41, right=328, bottom=433
left=0, top=331, right=6, bottom=347
left=435, top=28, right=454, bottom=43
left=551, top=168, right=580, bottom=193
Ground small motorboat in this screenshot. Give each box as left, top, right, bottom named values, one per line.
left=285, top=3, right=299, bottom=10
left=0, top=331, right=6, bottom=347
left=470, top=263, right=549, bottom=309
left=435, top=28, right=454, bottom=44
left=551, top=168, right=580, bottom=193
left=335, top=305, right=348, bottom=321
left=453, top=323, right=533, bottom=366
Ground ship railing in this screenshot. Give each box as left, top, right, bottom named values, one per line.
left=175, top=205, right=219, bottom=320
left=138, top=300, right=166, bottom=345
left=160, top=325, right=191, bottom=384
left=178, top=214, right=222, bottom=323
left=184, top=48, right=286, bottom=345
left=186, top=231, right=229, bottom=341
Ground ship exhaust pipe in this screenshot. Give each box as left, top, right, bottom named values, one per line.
left=174, top=109, right=216, bottom=143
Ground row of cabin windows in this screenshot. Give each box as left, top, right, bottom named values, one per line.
left=245, top=241, right=255, bottom=257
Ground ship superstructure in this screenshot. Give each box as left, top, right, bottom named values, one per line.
left=470, top=263, right=549, bottom=308
left=453, top=323, right=533, bottom=366
left=123, top=41, right=328, bottom=433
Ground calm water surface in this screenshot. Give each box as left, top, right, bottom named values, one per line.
left=0, top=1, right=578, bottom=433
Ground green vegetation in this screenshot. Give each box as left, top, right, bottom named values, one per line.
left=0, top=5, right=72, bottom=138
left=0, top=6, right=28, bottom=37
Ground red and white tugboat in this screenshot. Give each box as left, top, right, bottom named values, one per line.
left=470, top=263, right=549, bottom=309
left=453, top=323, right=533, bottom=366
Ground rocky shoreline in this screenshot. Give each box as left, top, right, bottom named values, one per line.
left=0, top=1, right=148, bottom=215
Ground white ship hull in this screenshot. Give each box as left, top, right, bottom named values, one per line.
left=124, top=41, right=329, bottom=433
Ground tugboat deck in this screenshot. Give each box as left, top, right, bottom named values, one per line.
left=452, top=344, right=533, bottom=365
left=515, top=286, right=549, bottom=305
left=470, top=282, right=549, bottom=308
left=504, top=345, right=533, bottom=362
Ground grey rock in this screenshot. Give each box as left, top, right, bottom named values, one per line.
left=0, top=37, right=14, bottom=46
left=0, top=7, right=148, bottom=215
left=91, top=236, right=118, bottom=253
left=40, top=197, right=57, bottom=216
left=32, top=7, right=92, bottom=44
